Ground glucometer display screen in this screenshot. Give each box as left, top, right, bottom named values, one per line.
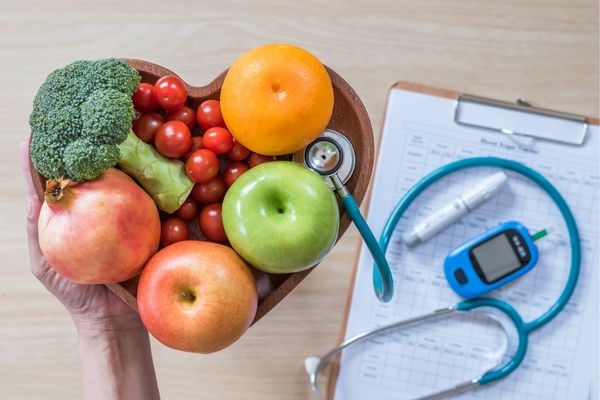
left=470, top=233, right=521, bottom=283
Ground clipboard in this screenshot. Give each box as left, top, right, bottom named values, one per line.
left=326, top=81, right=599, bottom=399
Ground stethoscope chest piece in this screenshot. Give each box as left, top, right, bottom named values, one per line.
left=293, top=129, right=356, bottom=189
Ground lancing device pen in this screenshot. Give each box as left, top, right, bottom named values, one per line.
left=402, top=171, right=508, bottom=246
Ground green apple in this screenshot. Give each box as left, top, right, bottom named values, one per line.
left=222, top=161, right=339, bottom=273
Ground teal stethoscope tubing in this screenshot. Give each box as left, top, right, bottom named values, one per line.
left=340, top=194, right=394, bottom=302
left=376, top=157, right=581, bottom=385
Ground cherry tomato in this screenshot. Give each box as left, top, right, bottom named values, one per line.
left=155, top=121, right=192, bottom=158
left=167, top=106, right=196, bottom=130
left=184, top=136, right=203, bottom=159
left=191, top=176, right=227, bottom=205
left=185, top=149, right=219, bottom=183
left=227, top=139, right=250, bottom=161
left=198, top=203, right=227, bottom=243
left=132, top=113, right=164, bottom=144
left=132, top=83, right=159, bottom=113
left=160, top=217, right=189, bottom=247
left=223, top=161, right=249, bottom=186
left=175, top=198, right=199, bottom=221
left=202, top=127, right=234, bottom=154
left=249, top=153, right=276, bottom=168
left=196, top=99, right=225, bottom=130
left=154, top=75, right=188, bottom=111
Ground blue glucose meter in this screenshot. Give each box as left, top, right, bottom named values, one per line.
left=444, top=221, right=540, bottom=298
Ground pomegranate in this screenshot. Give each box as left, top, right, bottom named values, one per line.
left=38, top=168, right=161, bottom=284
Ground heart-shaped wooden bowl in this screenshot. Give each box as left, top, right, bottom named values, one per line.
left=30, top=58, right=374, bottom=323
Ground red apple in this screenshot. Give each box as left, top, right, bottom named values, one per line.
left=137, top=240, right=258, bottom=353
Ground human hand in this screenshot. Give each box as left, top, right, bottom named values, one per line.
left=19, top=137, right=140, bottom=331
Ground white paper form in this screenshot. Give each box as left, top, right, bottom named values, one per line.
left=334, top=88, right=599, bottom=400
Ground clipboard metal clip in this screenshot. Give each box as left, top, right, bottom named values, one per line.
left=454, top=93, right=589, bottom=146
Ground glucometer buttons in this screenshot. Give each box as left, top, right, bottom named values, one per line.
left=454, top=268, right=468, bottom=284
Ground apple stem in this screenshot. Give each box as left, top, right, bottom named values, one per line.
left=180, top=290, right=196, bottom=303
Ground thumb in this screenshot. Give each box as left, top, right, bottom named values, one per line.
left=26, top=195, right=49, bottom=279
left=19, top=137, right=42, bottom=242
left=19, top=137, right=48, bottom=276
left=19, top=137, right=40, bottom=199
left=25, top=190, right=42, bottom=240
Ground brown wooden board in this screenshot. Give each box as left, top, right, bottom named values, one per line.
left=29, top=59, right=375, bottom=325
left=326, top=81, right=600, bottom=399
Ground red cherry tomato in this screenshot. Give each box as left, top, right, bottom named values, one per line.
left=198, top=203, right=227, bottom=243
left=132, top=113, right=164, bottom=144
left=132, top=83, right=160, bottom=113
left=191, top=176, right=227, bottom=205
left=223, top=161, right=249, bottom=186
left=248, top=153, right=276, bottom=168
left=185, top=149, right=219, bottom=183
left=226, top=139, right=250, bottom=161
left=202, top=127, right=234, bottom=155
left=155, top=121, right=192, bottom=158
left=196, top=99, right=225, bottom=130
left=167, top=106, right=196, bottom=130
left=184, top=136, right=203, bottom=159
left=175, top=198, right=199, bottom=221
left=160, top=217, right=189, bottom=247
left=154, top=75, right=188, bottom=111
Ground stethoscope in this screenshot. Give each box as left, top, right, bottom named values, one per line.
left=299, top=130, right=581, bottom=399
left=294, top=129, right=395, bottom=302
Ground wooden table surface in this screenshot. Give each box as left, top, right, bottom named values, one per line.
left=1, top=1, right=597, bottom=399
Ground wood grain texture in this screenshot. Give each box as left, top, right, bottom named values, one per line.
left=1, top=1, right=597, bottom=399
left=28, top=58, right=375, bottom=323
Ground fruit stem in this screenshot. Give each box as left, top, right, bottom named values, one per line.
left=179, top=289, right=197, bottom=303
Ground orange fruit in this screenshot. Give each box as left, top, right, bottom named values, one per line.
left=220, top=44, right=334, bottom=155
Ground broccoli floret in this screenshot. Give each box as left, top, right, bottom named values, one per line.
left=88, top=58, right=141, bottom=95
left=46, top=105, right=82, bottom=141
left=30, top=133, right=67, bottom=179
left=31, top=61, right=95, bottom=120
left=64, top=139, right=120, bottom=181
left=29, top=58, right=193, bottom=212
left=81, top=89, right=134, bottom=145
